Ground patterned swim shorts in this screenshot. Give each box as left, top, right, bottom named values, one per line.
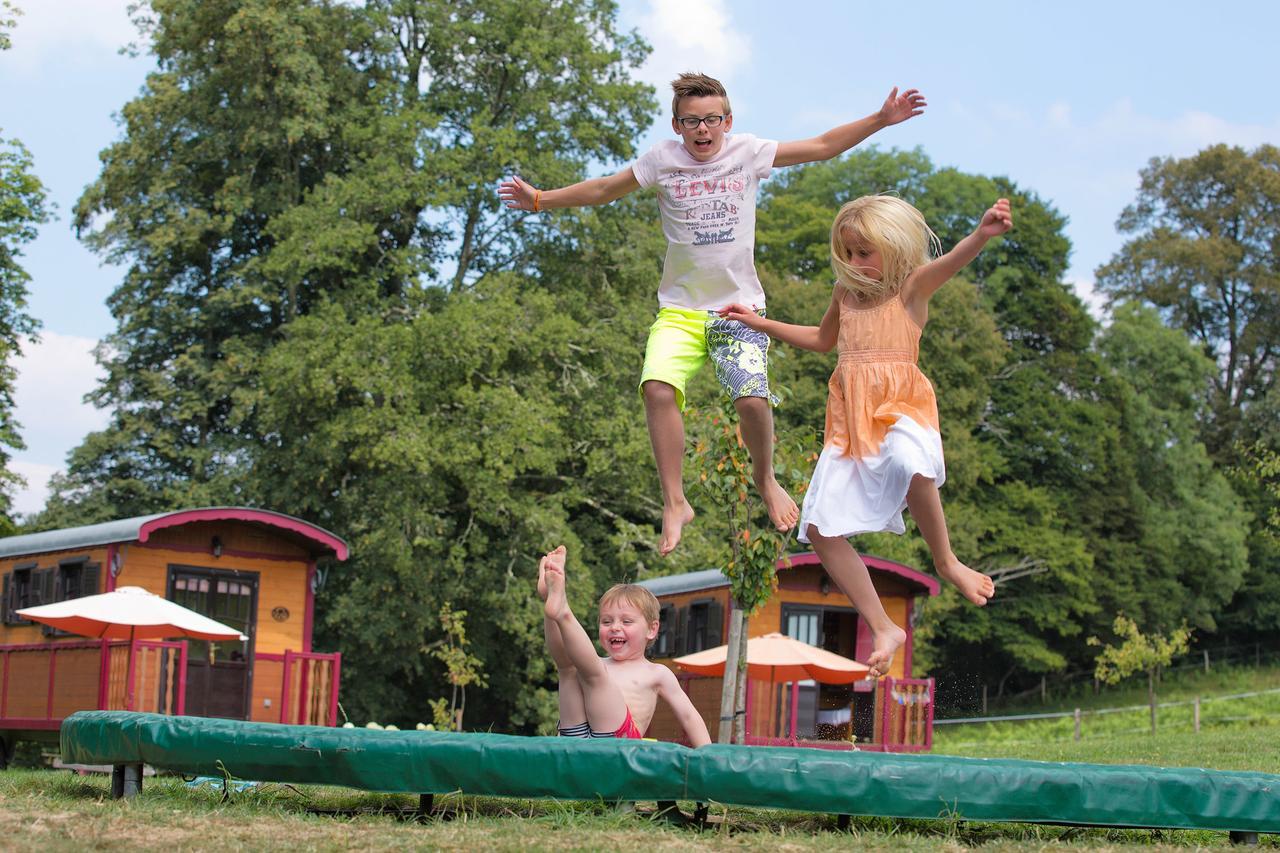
left=639, top=306, right=778, bottom=410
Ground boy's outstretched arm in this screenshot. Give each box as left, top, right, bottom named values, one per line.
left=656, top=666, right=712, bottom=747
left=903, top=199, right=1013, bottom=312
left=499, top=167, right=641, bottom=212
left=719, top=290, right=840, bottom=352
left=773, top=87, right=926, bottom=168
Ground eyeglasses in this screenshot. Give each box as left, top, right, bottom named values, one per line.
left=676, top=114, right=727, bottom=129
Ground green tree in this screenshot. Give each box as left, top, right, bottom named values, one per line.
left=42, top=0, right=654, bottom=528
left=1095, top=144, right=1280, bottom=459
left=1090, top=614, right=1192, bottom=734
left=425, top=603, right=487, bottom=731
left=0, top=8, right=50, bottom=530
left=1085, top=304, right=1249, bottom=635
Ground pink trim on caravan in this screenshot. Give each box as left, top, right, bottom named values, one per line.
left=137, top=508, right=349, bottom=560
left=780, top=552, right=940, bottom=596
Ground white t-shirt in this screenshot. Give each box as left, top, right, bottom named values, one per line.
left=632, top=133, right=778, bottom=311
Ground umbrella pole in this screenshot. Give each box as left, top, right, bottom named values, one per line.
left=789, top=681, right=799, bottom=745
left=125, top=628, right=137, bottom=712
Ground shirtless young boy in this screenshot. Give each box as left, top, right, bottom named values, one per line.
left=539, top=546, right=711, bottom=746
left=501, top=74, right=926, bottom=556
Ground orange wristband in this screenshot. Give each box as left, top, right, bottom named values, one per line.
left=533, top=190, right=542, bottom=213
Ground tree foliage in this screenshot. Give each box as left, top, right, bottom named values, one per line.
left=1095, top=144, right=1280, bottom=458
left=1090, top=613, right=1192, bottom=734
left=0, top=9, right=50, bottom=529
left=42, top=0, right=653, bottom=528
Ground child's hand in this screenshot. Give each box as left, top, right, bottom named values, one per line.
left=717, top=303, right=766, bottom=329
left=978, top=198, right=1013, bottom=238
left=498, top=175, right=540, bottom=211
left=877, top=87, right=927, bottom=126
left=537, top=546, right=566, bottom=601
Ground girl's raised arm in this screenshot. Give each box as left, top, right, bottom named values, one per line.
left=719, top=289, right=841, bottom=353
left=902, top=199, right=1012, bottom=322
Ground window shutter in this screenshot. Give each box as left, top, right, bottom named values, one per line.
left=81, top=564, right=101, bottom=599
left=38, top=568, right=56, bottom=605
left=1, top=573, right=9, bottom=624
left=706, top=599, right=724, bottom=647
left=36, top=568, right=55, bottom=635
left=656, top=604, right=674, bottom=657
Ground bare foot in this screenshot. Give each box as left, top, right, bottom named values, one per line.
left=536, top=546, right=565, bottom=602
left=658, top=501, right=695, bottom=556
left=937, top=559, right=995, bottom=606
left=756, top=477, right=799, bottom=532
left=865, top=624, right=907, bottom=679
left=542, top=549, right=570, bottom=620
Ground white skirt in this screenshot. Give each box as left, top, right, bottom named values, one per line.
left=798, top=415, right=945, bottom=542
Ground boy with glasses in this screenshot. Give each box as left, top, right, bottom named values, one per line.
left=499, top=73, right=925, bottom=556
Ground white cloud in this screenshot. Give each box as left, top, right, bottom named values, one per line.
left=2, top=0, right=141, bottom=72
left=1066, top=276, right=1108, bottom=323
left=632, top=0, right=751, bottom=99
left=9, top=460, right=57, bottom=518
left=9, top=330, right=110, bottom=517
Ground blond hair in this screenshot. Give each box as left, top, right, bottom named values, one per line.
left=670, top=72, right=731, bottom=118
left=598, top=583, right=660, bottom=625
left=830, top=195, right=940, bottom=301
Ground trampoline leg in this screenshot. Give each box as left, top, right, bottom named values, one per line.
left=112, top=764, right=142, bottom=799
left=837, top=814, right=851, bottom=831
left=417, top=794, right=433, bottom=817
left=1229, top=831, right=1259, bottom=846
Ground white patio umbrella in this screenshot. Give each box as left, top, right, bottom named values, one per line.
left=18, top=585, right=246, bottom=710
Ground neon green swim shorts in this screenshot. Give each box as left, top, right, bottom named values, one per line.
left=638, top=307, right=778, bottom=410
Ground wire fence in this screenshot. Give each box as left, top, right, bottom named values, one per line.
left=962, top=641, right=1280, bottom=709
left=934, top=687, right=1280, bottom=748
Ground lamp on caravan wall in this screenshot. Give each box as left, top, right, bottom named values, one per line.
left=212, top=536, right=222, bottom=558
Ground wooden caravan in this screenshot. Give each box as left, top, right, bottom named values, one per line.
left=638, top=551, right=938, bottom=752
left=0, top=508, right=347, bottom=763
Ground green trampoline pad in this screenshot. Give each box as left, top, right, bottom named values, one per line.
left=61, top=711, right=1280, bottom=834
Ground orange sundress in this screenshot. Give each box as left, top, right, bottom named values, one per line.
left=798, top=289, right=945, bottom=541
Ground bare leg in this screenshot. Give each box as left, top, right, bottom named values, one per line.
left=905, top=475, right=995, bottom=606
left=538, top=549, right=587, bottom=726
left=542, top=554, right=628, bottom=732
left=735, top=395, right=799, bottom=532
left=643, top=380, right=695, bottom=555
left=808, top=526, right=905, bottom=678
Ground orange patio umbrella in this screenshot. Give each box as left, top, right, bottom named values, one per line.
left=675, top=632, right=871, bottom=746
left=17, top=585, right=246, bottom=710
left=674, top=632, right=871, bottom=684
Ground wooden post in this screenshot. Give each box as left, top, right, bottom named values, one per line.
left=1148, top=670, right=1157, bottom=735
left=717, top=605, right=744, bottom=744
left=1073, top=708, right=1081, bottom=742
left=981, top=684, right=987, bottom=715
left=1194, top=696, right=1201, bottom=734
left=1203, top=649, right=1210, bottom=674
left=733, top=625, right=749, bottom=744
left=1040, top=675, right=1046, bottom=703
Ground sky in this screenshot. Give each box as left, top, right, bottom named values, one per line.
left=2, top=0, right=1278, bottom=518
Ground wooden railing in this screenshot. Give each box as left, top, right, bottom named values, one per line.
left=870, top=676, right=934, bottom=752
left=279, top=650, right=341, bottom=727
left=0, top=639, right=187, bottom=729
